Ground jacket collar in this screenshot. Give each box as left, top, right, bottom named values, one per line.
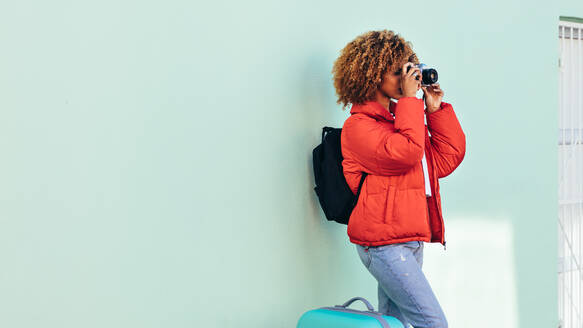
left=350, top=100, right=396, bottom=121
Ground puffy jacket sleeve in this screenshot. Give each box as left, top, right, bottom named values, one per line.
left=426, top=101, right=466, bottom=178
left=341, top=97, right=426, bottom=178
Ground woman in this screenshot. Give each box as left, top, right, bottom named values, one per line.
left=333, top=30, right=466, bottom=328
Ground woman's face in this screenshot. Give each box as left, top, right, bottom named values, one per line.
left=378, top=62, right=420, bottom=100
left=378, top=65, right=406, bottom=100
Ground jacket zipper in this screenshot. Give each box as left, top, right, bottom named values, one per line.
left=424, top=125, right=447, bottom=252
left=440, top=202, right=446, bottom=251
left=438, top=198, right=446, bottom=251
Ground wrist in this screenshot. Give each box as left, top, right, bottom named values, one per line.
left=425, top=102, right=442, bottom=114
left=426, top=107, right=439, bottom=114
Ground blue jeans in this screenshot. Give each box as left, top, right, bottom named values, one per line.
left=356, top=241, right=448, bottom=328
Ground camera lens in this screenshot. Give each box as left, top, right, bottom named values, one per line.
left=422, top=68, right=438, bottom=85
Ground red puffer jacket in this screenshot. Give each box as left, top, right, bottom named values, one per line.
left=341, top=97, right=465, bottom=248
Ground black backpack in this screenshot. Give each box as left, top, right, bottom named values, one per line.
left=312, top=126, right=367, bottom=225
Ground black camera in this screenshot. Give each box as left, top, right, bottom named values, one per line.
left=406, top=63, right=438, bottom=86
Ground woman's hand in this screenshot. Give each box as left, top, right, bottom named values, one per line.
left=401, top=62, right=421, bottom=98
left=422, top=83, right=444, bottom=113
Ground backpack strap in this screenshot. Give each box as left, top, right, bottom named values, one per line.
left=353, top=172, right=368, bottom=207
left=322, top=126, right=335, bottom=142
left=321, top=125, right=367, bottom=206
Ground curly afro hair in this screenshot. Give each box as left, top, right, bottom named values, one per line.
left=332, top=30, right=419, bottom=110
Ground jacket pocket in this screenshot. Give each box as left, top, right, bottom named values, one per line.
left=393, top=189, right=430, bottom=236
left=364, top=174, right=387, bottom=195
left=361, top=175, right=390, bottom=224
left=385, top=185, right=396, bottom=224
left=363, top=192, right=386, bottom=224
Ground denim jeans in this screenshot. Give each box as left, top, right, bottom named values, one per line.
left=356, top=241, right=448, bottom=328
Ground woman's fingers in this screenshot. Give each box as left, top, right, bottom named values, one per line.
left=431, top=86, right=444, bottom=96
left=429, top=84, right=442, bottom=93
left=403, top=62, right=420, bottom=79
left=423, top=84, right=443, bottom=96
left=413, top=68, right=421, bottom=80
left=402, top=62, right=412, bottom=75
left=401, top=63, right=409, bottom=77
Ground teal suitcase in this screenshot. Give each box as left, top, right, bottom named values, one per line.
left=296, top=297, right=405, bottom=328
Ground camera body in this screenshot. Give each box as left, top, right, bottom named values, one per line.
left=406, top=63, right=438, bottom=86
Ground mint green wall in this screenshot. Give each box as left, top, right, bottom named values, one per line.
left=0, top=1, right=565, bottom=327
left=561, top=0, right=583, bottom=18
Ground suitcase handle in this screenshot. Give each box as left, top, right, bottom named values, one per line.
left=336, top=297, right=375, bottom=312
